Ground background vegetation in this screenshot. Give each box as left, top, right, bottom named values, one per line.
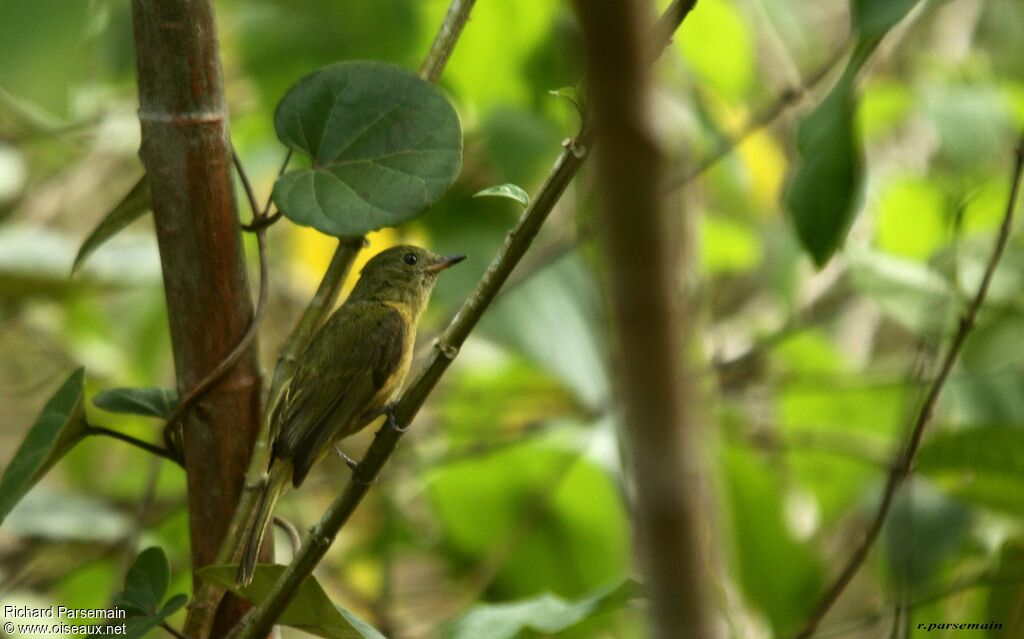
left=1, top=0, right=1024, bottom=637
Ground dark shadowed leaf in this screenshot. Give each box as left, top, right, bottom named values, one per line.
left=918, top=426, right=1024, bottom=516
left=473, top=183, right=530, bottom=208
left=72, top=174, right=151, bottom=274
left=784, top=78, right=861, bottom=266
left=784, top=0, right=923, bottom=266
left=0, top=368, right=89, bottom=525
left=113, top=547, right=170, bottom=614
left=93, top=547, right=187, bottom=639
left=272, top=61, right=462, bottom=237
left=93, top=386, right=178, bottom=419
left=199, top=564, right=386, bottom=639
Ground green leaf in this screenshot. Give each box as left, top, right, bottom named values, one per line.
left=918, top=426, right=1024, bottom=516
left=446, top=580, right=640, bottom=639
left=72, top=175, right=151, bottom=274
left=784, top=0, right=924, bottom=266
left=199, top=564, right=386, bottom=639
left=722, top=445, right=822, bottom=633
left=93, top=386, right=178, bottom=420
left=113, top=547, right=171, bottom=614
left=95, top=547, right=186, bottom=639
left=89, top=594, right=187, bottom=639
left=852, top=0, right=921, bottom=59
left=272, top=61, right=462, bottom=237
left=473, top=183, right=530, bottom=208
left=0, top=368, right=89, bottom=525
left=784, top=79, right=862, bottom=266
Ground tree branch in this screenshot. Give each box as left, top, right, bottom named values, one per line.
left=420, top=0, right=478, bottom=84
left=231, top=4, right=699, bottom=638
left=794, top=133, right=1024, bottom=639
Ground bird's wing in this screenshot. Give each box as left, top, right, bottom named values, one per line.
left=273, top=301, right=407, bottom=486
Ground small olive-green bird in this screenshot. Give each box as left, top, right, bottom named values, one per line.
left=237, top=245, right=464, bottom=586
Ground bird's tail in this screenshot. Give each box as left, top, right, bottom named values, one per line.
left=236, top=463, right=288, bottom=587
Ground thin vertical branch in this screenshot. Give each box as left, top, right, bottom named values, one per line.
left=574, top=0, right=713, bottom=637
left=420, top=0, right=478, bottom=83
left=129, top=0, right=264, bottom=636
left=794, top=134, right=1024, bottom=638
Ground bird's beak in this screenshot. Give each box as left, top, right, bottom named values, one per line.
left=425, top=254, right=466, bottom=273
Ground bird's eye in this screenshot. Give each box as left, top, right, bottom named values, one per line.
left=403, top=253, right=418, bottom=266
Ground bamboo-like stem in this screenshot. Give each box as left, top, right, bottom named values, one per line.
left=232, top=4, right=699, bottom=638
left=129, top=0, right=264, bottom=635
left=794, top=134, right=1024, bottom=639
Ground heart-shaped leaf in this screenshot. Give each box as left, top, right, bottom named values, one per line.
left=272, top=61, right=462, bottom=238
left=0, top=368, right=89, bottom=525
left=93, top=386, right=179, bottom=419
left=200, top=564, right=386, bottom=639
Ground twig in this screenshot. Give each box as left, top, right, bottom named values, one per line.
left=666, top=42, right=848, bottom=190
left=231, top=4, right=698, bottom=638
left=159, top=621, right=189, bottom=639
left=272, top=516, right=302, bottom=555
left=87, top=426, right=179, bottom=463
left=793, top=134, right=1024, bottom=638
left=420, top=0, right=478, bottom=84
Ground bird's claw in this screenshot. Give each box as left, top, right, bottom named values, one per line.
left=386, top=408, right=408, bottom=433
left=333, top=445, right=359, bottom=470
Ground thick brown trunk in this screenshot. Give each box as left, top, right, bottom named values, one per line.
left=130, top=0, right=263, bottom=635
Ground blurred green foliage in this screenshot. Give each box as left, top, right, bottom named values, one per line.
left=2, top=0, right=1024, bottom=637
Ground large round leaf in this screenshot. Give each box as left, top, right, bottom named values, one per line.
left=272, top=61, right=462, bottom=237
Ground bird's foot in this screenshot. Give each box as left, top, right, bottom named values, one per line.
left=333, top=445, right=359, bottom=470
left=385, top=406, right=408, bottom=433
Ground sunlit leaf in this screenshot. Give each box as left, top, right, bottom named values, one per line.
left=272, top=61, right=462, bottom=238
left=473, top=183, right=530, bottom=208
left=446, top=580, right=640, bottom=639
left=199, top=564, right=386, bottom=639
left=918, top=426, right=1024, bottom=516
left=678, top=0, right=754, bottom=99
left=875, top=178, right=947, bottom=259
left=93, top=386, right=178, bottom=420
left=0, top=368, right=89, bottom=526
left=72, top=175, right=151, bottom=274
left=722, top=445, right=822, bottom=633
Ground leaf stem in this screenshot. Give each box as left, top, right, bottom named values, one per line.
left=793, top=134, right=1024, bottom=639
left=87, top=426, right=179, bottom=464
left=419, top=0, right=478, bottom=84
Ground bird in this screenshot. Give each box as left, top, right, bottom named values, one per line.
left=236, top=244, right=465, bottom=586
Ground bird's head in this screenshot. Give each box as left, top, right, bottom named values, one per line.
left=349, top=245, right=465, bottom=313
